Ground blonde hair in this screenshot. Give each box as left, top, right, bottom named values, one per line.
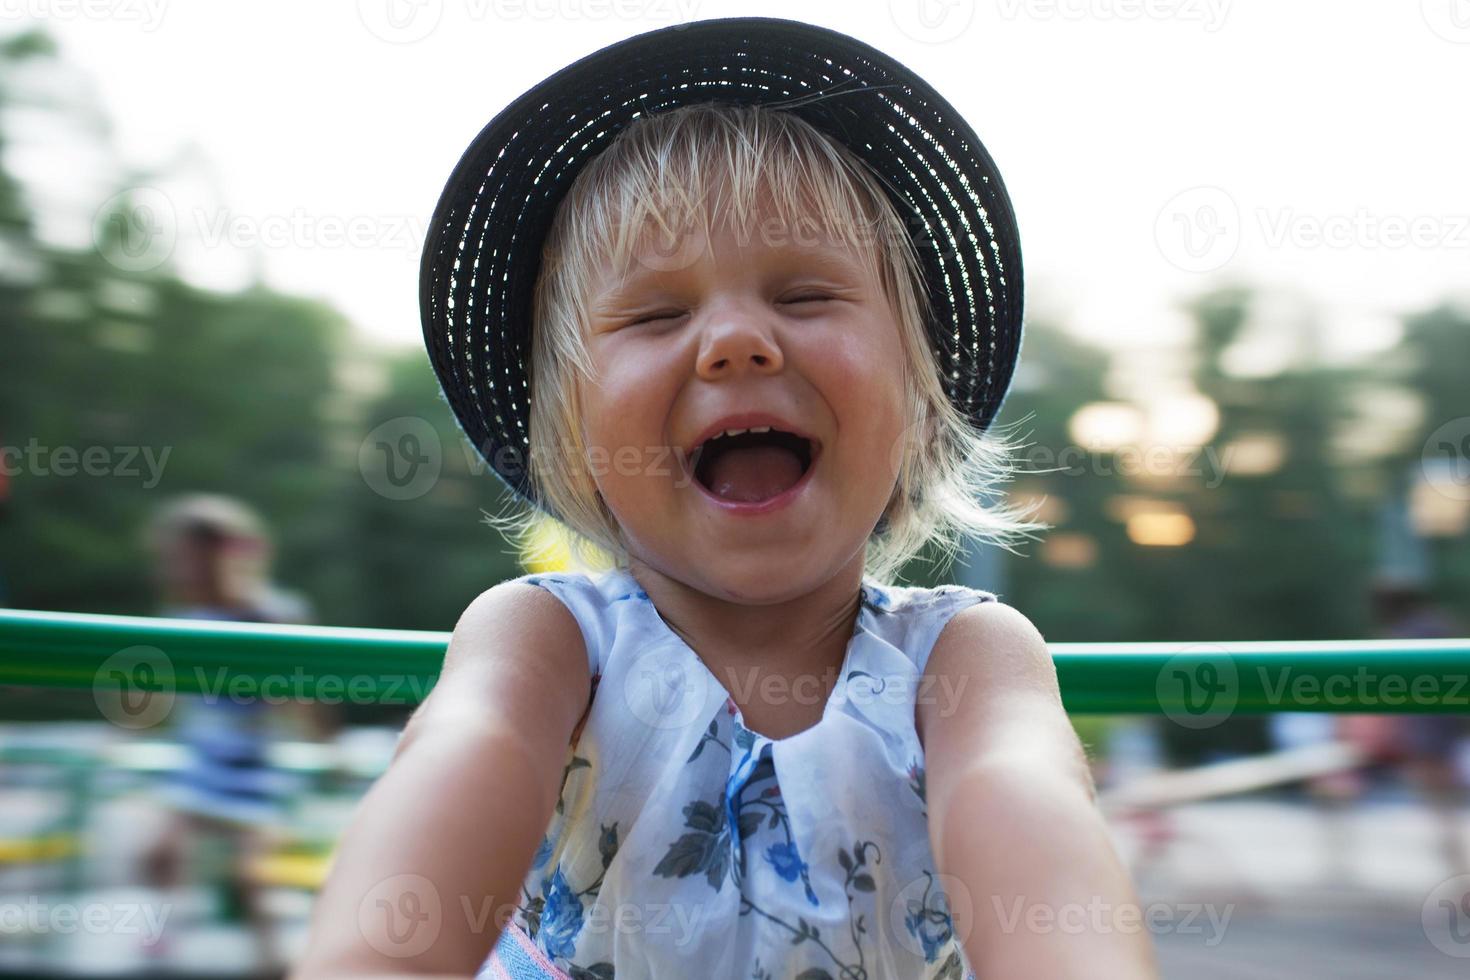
left=487, top=103, right=1047, bottom=584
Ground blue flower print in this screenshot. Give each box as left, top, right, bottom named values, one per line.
left=903, top=871, right=954, bottom=964
left=905, top=910, right=952, bottom=963
left=861, top=581, right=893, bottom=613
left=531, top=835, right=553, bottom=871
left=763, top=840, right=820, bottom=905
left=763, top=841, right=807, bottom=883
left=906, top=906, right=952, bottom=963
left=723, top=729, right=765, bottom=874
left=540, top=866, right=584, bottom=960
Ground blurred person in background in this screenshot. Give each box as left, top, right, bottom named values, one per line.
left=1322, top=573, right=1468, bottom=882
left=1368, top=574, right=1469, bottom=878
left=138, top=493, right=335, bottom=974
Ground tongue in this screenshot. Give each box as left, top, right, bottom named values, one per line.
left=705, top=446, right=805, bottom=503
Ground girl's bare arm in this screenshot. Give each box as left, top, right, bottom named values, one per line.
left=291, top=582, right=591, bottom=979
left=918, top=602, right=1159, bottom=979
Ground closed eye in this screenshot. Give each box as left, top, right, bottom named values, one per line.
left=621, top=293, right=837, bottom=327
left=628, top=310, right=687, bottom=326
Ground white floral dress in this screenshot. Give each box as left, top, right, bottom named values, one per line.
left=476, top=567, right=996, bottom=980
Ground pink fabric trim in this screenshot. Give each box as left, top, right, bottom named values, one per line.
left=505, top=919, right=574, bottom=979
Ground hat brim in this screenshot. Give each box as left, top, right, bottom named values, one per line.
left=420, top=16, right=1024, bottom=510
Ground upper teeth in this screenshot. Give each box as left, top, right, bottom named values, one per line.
left=714, top=425, right=771, bottom=440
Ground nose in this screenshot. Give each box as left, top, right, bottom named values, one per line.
left=694, top=303, right=784, bottom=380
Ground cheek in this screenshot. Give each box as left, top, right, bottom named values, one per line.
left=578, top=346, right=682, bottom=490
left=797, top=333, right=909, bottom=503
left=808, top=324, right=909, bottom=429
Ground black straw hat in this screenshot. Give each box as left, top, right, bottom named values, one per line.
left=420, top=16, right=1024, bottom=512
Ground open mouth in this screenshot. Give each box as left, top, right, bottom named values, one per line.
left=692, top=427, right=816, bottom=504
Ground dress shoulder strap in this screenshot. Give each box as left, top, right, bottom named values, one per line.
left=510, top=569, right=618, bottom=677
left=864, top=580, right=999, bottom=676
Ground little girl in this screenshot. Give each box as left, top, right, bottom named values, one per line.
left=296, top=17, right=1155, bottom=980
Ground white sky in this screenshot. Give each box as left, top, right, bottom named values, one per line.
left=10, top=0, right=1470, bottom=365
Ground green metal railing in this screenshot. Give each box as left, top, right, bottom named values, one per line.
left=3, top=608, right=1469, bottom=715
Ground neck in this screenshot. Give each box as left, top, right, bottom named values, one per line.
left=624, top=553, right=867, bottom=709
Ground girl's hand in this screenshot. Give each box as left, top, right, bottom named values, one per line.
left=919, top=602, right=1161, bottom=980
left=291, top=582, right=591, bottom=979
